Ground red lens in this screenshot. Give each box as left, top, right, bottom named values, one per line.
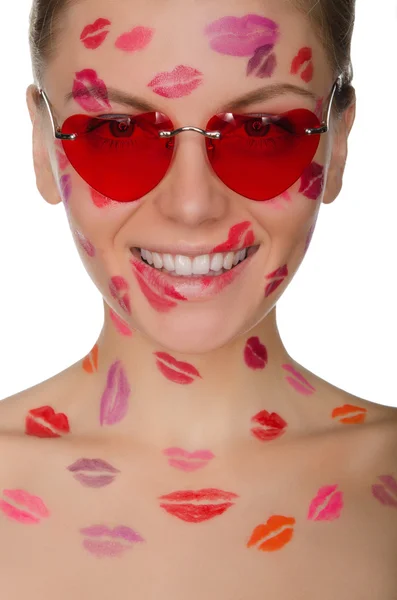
left=205, top=109, right=322, bottom=201
left=61, top=112, right=175, bottom=202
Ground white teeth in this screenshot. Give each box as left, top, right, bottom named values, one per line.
left=192, top=255, right=210, bottom=275
left=210, top=253, right=224, bottom=272
left=162, top=253, right=175, bottom=272
left=139, top=248, right=250, bottom=275
left=152, top=252, right=163, bottom=269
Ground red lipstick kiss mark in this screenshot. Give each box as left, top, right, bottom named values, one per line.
left=251, top=410, right=287, bottom=442
left=247, top=44, right=277, bottom=78
left=154, top=352, right=202, bottom=385
left=159, top=488, right=238, bottom=523
left=115, top=26, right=154, bottom=52
left=80, top=18, right=111, bottom=49
left=371, top=475, right=397, bottom=508
left=299, top=162, right=325, bottom=201
left=282, top=364, right=316, bottom=396
left=148, top=65, right=204, bottom=98
left=100, top=361, right=131, bottom=426
left=247, top=515, right=296, bottom=551
left=212, top=221, right=252, bottom=253
left=331, top=404, right=368, bottom=425
left=130, top=255, right=187, bottom=313
left=308, top=485, right=344, bottom=521
left=90, top=187, right=112, bottom=208
left=82, top=344, right=99, bottom=373
left=163, top=448, right=215, bottom=472
left=244, top=337, right=268, bottom=370
left=72, top=69, right=111, bottom=112
left=25, top=406, right=70, bottom=438
left=264, top=264, right=288, bottom=298
left=0, top=489, right=50, bottom=525
left=268, top=190, right=292, bottom=211
left=291, top=47, right=314, bottom=83
left=109, top=309, right=133, bottom=337
left=75, top=230, right=96, bottom=257
left=109, top=276, right=131, bottom=316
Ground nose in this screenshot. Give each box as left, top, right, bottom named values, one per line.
left=153, top=130, right=230, bottom=228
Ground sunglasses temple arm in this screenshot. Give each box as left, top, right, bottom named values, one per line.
left=38, top=88, right=77, bottom=141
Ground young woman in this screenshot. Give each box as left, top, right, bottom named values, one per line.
left=0, top=0, right=396, bottom=596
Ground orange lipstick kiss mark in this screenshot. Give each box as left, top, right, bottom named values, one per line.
left=331, top=404, right=368, bottom=424
left=264, top=265, right=288, bottom=298
left=247, top=515, right=296, bottom=551
left=82, top=344, right=99, bottom=373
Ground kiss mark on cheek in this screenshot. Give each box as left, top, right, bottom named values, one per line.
left=212, top=221, right=253, bottom=253
left=25, top=406, right=70, bottom=438
left=67, top=458, right=121, bottom=488
left=75, top=230, right=96, bottom=257
left=90, top=187, right=112, bottom=208
left=0, top=490, right=50, bottom=525
left=304, top=222, right=316, bottom=255
left=163, top=448, right=215, bottom=472
left=282, top=364, right=316, bottom=396
left=154, top=352, right=202, bottom=384
left=80, top=524, right=145, bottom=557
left=299, top=162, right=325, bottom=201
left=80, top=18, right=111, bottom=49
left=100, top=361, right=131, bottom=426
left=371, top=475, right=397, bottom=509
left=250, top=410, right=287, bottom=441
left=72, top=69, right=111, bottom=112
left=82, top=344, right=99, bottom=373
left=147, top=65, right=203, bottom=98
left=109, top=308, right=133, bottom=337
left=109, top=276, right=132, bottom=315
left=307, top=485, right=344, bottom=521
left=244, top=337, right=268, bottom=370
left=159, top=488, right=238, bottom=522
left=267, top=191, right=292, bottom=211
left=314, top=97, right=324, bottom=121
left=290, top=47, right=314, bottom=83
left=331, top=404, right=368, bottom=425
left=115, top=26, right=154, bottom=52
left=247, top=515, right=296, bottom=551
left=264, top=265, right=288, bottom=298
left=60, top=174, right=72, bottom=205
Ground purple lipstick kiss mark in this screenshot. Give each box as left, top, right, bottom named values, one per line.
left=75, top=230, right=96, bottom=257
left=72, top=69, right=111, bottom=112
left=307, top=485, right=344, bottom=521
left=80, top=524, right=144, bottom=558
left=60, top=174, right=72, bottom=205
left=67, top=458, right=121, bottom=488
left=299, top=162, right=325, bottom=201
left=100, top=361, right=130, bottom=426
left=247, top=44, right=277, bottom=78
left=204, top=14, right=279, bottom=56
left=372, top=475, right=397, bottom=508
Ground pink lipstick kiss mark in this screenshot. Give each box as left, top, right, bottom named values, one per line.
left=130, top=256, right=187, bottom=313
left=331, top=404, right=368, bottom=425
left=100, top=361, right=130, bottom=426
left=60, top=174, right=72, bottom=204
left=67, top=458, right=121, bottom=489
left=90, top=187, right=112, bottom=208
left=264, top=264, right=288, bottom=298
left=267, top=191, right=292, bottom=211
left=371, top=475, right=397, bottom=509
left=308, top=484, right=344, bottom=521
left=251, top=410, right=287, bottom=442
left=0, top=489, right=50, bottom=525
left=115, top=26, right=154, bottom=52
left=75, top=230, right=96, bottom=257
left=148, top=65, right=204, bottom=99
left=291, top=47, right=314, bottom=83
left=282, top=364, right=316, bottom=396
left=56, top=150, right=69, bottom=172
left=80, top=524, right=145, bottom=558
left=247, top=44, right=277, bottom=78
left=109, top=308, right=133, bottom=337
left=163, top=448, right=215, bottom=472
left=72, top=69, right=111, bottom=112
left=154, top=352, right=202, bottom=385
left=204, top=14, right=279, bottom=57
left=80, top=18, right=111, bottom=50
left=109, top=276, right=131, bottom=316
left=212, top=221, right=252, bottom=253
left=244, top=337, right=268, bottom=370
left=299, top=162, right=325, bottom=201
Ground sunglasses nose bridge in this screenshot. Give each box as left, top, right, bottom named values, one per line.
left=159, top=126, right=221, bottom=141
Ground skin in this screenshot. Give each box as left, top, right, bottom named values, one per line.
left=0, top=0, right=395, bottom=596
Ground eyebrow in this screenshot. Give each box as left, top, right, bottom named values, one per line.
left=64, top=82, right=317, bottom=113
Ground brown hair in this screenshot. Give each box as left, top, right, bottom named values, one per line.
left=29, top=0, right=356, bottom=115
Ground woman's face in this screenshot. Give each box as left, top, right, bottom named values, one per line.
left=33, top=0, right=348, bottom=353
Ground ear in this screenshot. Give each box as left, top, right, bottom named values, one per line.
left=26, top=84, right=63, bottom=206
left=322, top=94, right=356, bottom=205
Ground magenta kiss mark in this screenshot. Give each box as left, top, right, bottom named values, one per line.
left=109, top=309, right=133, bottom=337
left=282, top=364, right=316, bottom=396
left=115, top=26, right=154, bottom=52
left=247, top=45, right=277, bottom=78
left=72, top=69, right=111, bottom=112
left=154, top=352, right=202, bottom=385
left=148, top=65, right=203, bottom=98
left=307, top=485, right=344, bottom=521
left=244, top=337, right=268, bottom=370
left=109, top=276, right=131, bottom=315
left=100, top=361, right=130, bottom=426
left=204, top=14, right=279, bottom=57
left=75, top=230, right=96, bottom=257
left=299, top=162, right=325, bottom=201
left=264, top=265, right=288, bottom=298
left=80, top=18, right=111, bottom=49
left=0, top=489, right=50, bottom=525
left=163, top=448, right=215, bottom=472
left=80, top=524, right=144, bottom=558
left=371, top=475, right=397, bottom=508
left=60, top=174, right=72, bottom=205
left=251, top=410, right=287, bottom=441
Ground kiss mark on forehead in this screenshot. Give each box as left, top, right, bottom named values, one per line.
left=80, top=18, right=111, bottom=49
left=72, top=69, right=111, bottom=112
left=147, top=65, right=203, bottom=98
left=204, top=14, right=279, bottom=56
left=115, top=26, right=155, bottom=52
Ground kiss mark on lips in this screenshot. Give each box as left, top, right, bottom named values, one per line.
left=82, top=343, right=99, bottom=373
left=290, top=47, right=314, bottom=83
left=251, top=410, right=287, bottom=441
left=244, top=337, right=268, bottom=370
left=0, top=489, right=50, bottom=525
left=67, top=458, right=120, bottom=488
left=25, top=406, right=70, bottom=438
left=148, top=65, right=203, bottom=98
left=80, top=18, right=111, bottom=49
left=154, top=352, right=202, bottom=385
left=308, top=485, right=344, bottom=521
left=264, top=265, right=288, bottom=298
left=80, top=524, right=144, bottom=557
left=331, top=404, right=368, bottom=425
left=212, top=221, right=252, bottom=253
left=115, top=26, right=154, bottom=52
left=72, top=69, right=111, bottom=112
left=109, top=309, right=133, bottom=337
left=100, top=361, right=131, bottom=426
left=204, top=14, right=279, bottom=57
left=159, top=488, right=238, bottom=522
left=247, top=515, right=296, bottom=551
left=299, top=162, right=325, bottom=201
left=372, top=475, right=397, bottom=508
left=109, top=276, right=131, bottom=316
left=163, top=448, right=215, bottom=472
left=282, top=364, right=316, bottom=396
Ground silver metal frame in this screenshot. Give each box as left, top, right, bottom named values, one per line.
left=38, top=74, right=343, bottom=142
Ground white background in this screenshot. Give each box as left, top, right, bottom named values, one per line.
left=0, top=0, right=396, bottom=405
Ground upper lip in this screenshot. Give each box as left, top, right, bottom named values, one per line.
left=132, top=243, right=258, bottom=257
